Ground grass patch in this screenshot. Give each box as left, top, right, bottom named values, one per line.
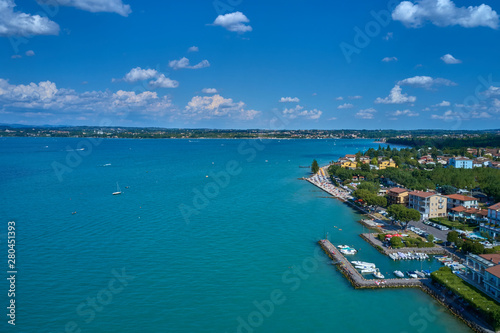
left=430, top=218, right=477, bottom=232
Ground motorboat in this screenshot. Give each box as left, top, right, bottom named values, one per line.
left=407, top=271, right=418, bottom=279
left=393, top=270, right=404, bottom=278
left=373, top=269, right=385, bottom=279
left=340, top=248, right=357, bottom=255
left=352, top=261, right=375, bottom=267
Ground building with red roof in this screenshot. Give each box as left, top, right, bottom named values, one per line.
left=445, top=193, right=478, bottom=211
left=408, top=191, right=447, bottom=220
left=480, top=202, right=500, bottom=237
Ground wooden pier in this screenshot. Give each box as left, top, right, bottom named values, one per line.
left=318, top=239, right=423, bottom=289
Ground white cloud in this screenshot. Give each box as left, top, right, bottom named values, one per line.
left=441, top=53, right=462, bottom=64
left=37, top=0, right=131, bottom=16
left=392, top=0, right=499, bottom=29
left=149, top=74, right=179, bottom=88
left=383, top=32, right=393, bottom=40
left=114, top=67, right=178, bottom=88
left=183, top=94, right=260, bottom=120
left=431, top=110, right=460, bottom=120
left=168, top=57, right=210, bottom=70
left=279, top=97, right=300, bottom=103
left=482, top=86, right=500, bottom=97
left=212, top=11, right=252, bottom=33
left=202, top=88, right=218, bottom=94
left=348, top=95, right=362, bottom=100
left=433, top=100, right=451, bottom=107
left=0, top=78, right=173, bottom=116
left=398, top=75, right=457, bottom=89
left=471, top=111, right=491, bottom=118
left=389, top=109, right=419, bottom=117
left=0, top=0, right=60, bottom=37
left=382, top=56, right=398, bottom=62
left=493, top=98, right=500, bottom=107
left=337, top=103, right=353, bottom=109
left=118, top=67, right=158, bottom=83
left=25, top=50, right=35, bottom=56
left=11, top=54, right=21, bottom=59
left=282, top=105, right=322, bottom=120
left=375, top=85, right=416, bottom=104
left=187, top=46, right=199, bottom=52
left=356, top=108, right=377, bottom=119
left=335, top=96, right=343, bottom=101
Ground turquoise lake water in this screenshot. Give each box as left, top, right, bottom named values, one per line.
left=0, top=137, right=471, bottom=332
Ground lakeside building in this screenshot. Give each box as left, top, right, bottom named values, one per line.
left=345, top=154, right=357, bottom=162
left=436, top=156, right=450, bottom=165
left=340, top=161, right=357, bottom=170
left=449, top=206, right=488, bottom=224
left=481, top=203, right=500, bottom=237
left=463, top=254, right=500, bottom=302
left=408, top=191, right=447, bottom=220
left=473, top=157, right=492, bottom=168
left=445, top=194, right=478, bottom=211
left=379, top=160, right=397, bottom=170
left=387, top=187, right=409, bottom=206
left=449, top=157, right=473, bottom=169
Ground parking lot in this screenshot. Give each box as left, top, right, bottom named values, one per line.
left=407, top=220, right=450, bottom=243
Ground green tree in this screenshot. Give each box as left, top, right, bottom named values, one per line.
left=427, top=234, right=435, bottom=243
left=311, top=159, right=319, bottom=174
left=360, top=163, right=370, bottom=172
left=371, top=157, right=378, bottom=165
left=447, top=231, right=459, bottom=244
left=390, top=236, right=404, bottom=248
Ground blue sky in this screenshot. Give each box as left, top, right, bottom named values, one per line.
left=1, top=0, right=500, bottom=130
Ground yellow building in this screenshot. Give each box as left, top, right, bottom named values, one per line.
left=341, top=161, right=357, bottom=170
left=379, top=160, right=397, bottom=170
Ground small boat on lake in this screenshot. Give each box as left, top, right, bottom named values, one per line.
left=352, top=261, right=375, bottom=267
left=407, top=271, right=418, bottom=279
left=373, top=269, right=385, bottom=279
left=393, top=270, right=404, bottom=278
left=112, top=182, right=122, bottom=195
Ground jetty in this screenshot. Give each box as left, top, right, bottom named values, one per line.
left=318, top=239, right=422, bottom=289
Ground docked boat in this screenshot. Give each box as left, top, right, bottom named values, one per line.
left=340, top=248, right=357, bottom=255
left=407, top=271, right=418, bottom=279
left=373, top=269, right=385, bottom=279
left=352, top=261, right=375, bottom=268
left=393, top=270, right=404, bottom=278
left=360, top=268, right=376, bottom=274
left=415, top=271, right=426, bottom=278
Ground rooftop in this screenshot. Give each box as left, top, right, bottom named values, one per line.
left=408, top=191, right=436, bottom=198
left=486, top=265, right=500, bottom=279
left=445, top=194, right=477, bottom=202
left=489, top=203, right=500, bottom=211
left=479, top=254, right=500, bottom=264
left=388, top=187, right=408, bottom=194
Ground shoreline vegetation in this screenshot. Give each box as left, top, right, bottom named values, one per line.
left=1, top=126, right=499, bottom=140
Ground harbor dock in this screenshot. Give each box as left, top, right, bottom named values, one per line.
left=318, top=239, right=422, bottom=289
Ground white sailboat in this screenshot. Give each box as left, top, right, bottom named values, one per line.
left=112, top=182, right=122, bottom=195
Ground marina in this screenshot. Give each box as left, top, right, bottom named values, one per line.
left=319, top=239, right=423, bottom=289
